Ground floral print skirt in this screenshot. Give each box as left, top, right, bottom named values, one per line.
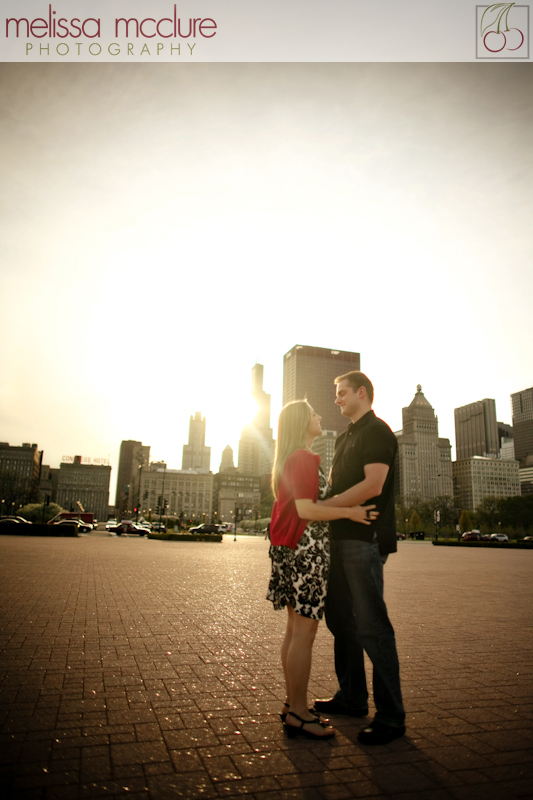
left=267, top=520, right=330, bottom=620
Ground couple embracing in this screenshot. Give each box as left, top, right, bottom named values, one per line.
left=267, top=371, right=405, bottom=745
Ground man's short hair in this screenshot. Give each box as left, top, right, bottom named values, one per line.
left=334, top=371, right=374, bottom=403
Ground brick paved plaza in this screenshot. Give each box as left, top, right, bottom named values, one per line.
left=0, top=532, right=532, bottom=799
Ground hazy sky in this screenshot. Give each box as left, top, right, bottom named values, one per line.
left=1, top=63, right=531, bottom=504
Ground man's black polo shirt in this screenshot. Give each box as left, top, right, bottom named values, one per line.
left=330, top=410, right=398, bottom=555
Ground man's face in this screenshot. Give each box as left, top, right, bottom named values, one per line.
left=335, top=379, right=363, bottom=420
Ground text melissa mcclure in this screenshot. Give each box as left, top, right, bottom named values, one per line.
left=5, top=4, right=217, bottom=39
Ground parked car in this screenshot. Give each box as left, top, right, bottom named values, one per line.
left=524, top=536, right=533, bottom=542
left=189, top=524, right=220, bottom=535
left=54, top=519, right=92, bottom=533
left=105, top=519, right=118, bottom=530
left=136, top=523, right=151, bottom=533
left=49, top=512, right=95, bottom=527
left=0, top=515, right=32, bottom=524
left=490, top=533, right=509, bottom=542
left=111, top=521, right=147, bottom=536
left=217, top=523, right=229, bottom=532
left=462, top=531, right=484, bottom=541
left=396, top=532, right=406, bottom=540
left=151, top=521, right=167, bottom=532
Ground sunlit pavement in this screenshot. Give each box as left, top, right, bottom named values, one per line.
left=0, top=533, right=532, bottom=799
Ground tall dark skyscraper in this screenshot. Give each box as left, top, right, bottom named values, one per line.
left=251, top=363, right=272, bottom=431
left=115, top=440, right=150, bottom=515
left=283, top=345, right=361, bottom=435
left=238, top=364, right=274, bottom=476
left=454, top=399, right=499, bottom=460
left=511, top=386, right=533, bottom=464
left=182, top=412, right=211, bottom=471
left=396, top=386, right=453, bottom=501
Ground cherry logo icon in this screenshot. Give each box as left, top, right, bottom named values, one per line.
left=480, top=2, right=525, bottom=53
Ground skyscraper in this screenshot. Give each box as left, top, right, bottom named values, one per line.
left=238, top=364, right=274, bottom=476
left=115, top=440, right=150, bottom=516
left=452, top=457, right=520, bottom=511
left=311, top=430, right=337, bottom=477
left=395, top=386, right=453, bottom=502
left=511, top=386, right=533, bottom=465
left=454, top=399, right=499, bottom=460
left=497, top=421, right=515, bottom=461
left=182, top=412, right=211, bottom=472
left=219, top=445, right=236, bottom=473
left=0, top=442, right=42, bottom=508
left=283, top=345, right=361, bottom=436
left=57, top=457, right=111, bottom=522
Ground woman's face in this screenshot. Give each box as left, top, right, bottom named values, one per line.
left=307, top=408, right=323, bottom=439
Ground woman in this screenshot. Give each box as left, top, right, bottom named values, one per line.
left=267, top=400, right=378, bottom=740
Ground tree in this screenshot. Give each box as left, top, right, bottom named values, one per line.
left=419, top=501, right=435, bottom=526
left=459, top=509, right=472, bottom=532
left=18, top=502, right=64, bottom=523
left=499, top=495, right=533, bottom=532
left=395, top=496, right=413, bottom=533
left=476, top=496, right=500, bottom=530
left=259, top=487, right=274, bottom=519
left=0, top=469, right=31, bottom=511
left=410, top=510, right=422, bottom=530
left=434, top=495, right=455, bottom=529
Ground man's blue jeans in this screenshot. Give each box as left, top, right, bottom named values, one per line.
left=325, top=538, right=405, bottom=727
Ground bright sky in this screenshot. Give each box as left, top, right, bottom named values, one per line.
left=1, top=63, right=531, bottom=504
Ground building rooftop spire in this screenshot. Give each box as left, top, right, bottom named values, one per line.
left=409, top=385, right=432, bottom=408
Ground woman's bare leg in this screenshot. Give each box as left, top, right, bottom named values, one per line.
left=280, top=605, right=294, bottom=711
left=285, top=605, right=317, bottom=717
left=284, top=606, right=335, bottom=736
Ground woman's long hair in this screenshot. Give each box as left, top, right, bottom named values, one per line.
left=271, top=400, right=313, bottom=499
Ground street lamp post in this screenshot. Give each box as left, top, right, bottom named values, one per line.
left=159, top=464, right=166, bottom=529
left=136, top=463, right=143, bottom=523
left=234, top=492, right=244, bottom=541
left=434, top=509, right=440, bottom=540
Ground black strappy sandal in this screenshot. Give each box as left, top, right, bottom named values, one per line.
left=284, top=711, right=335, bottom=739
left=280, top=703, right=330, bottom=724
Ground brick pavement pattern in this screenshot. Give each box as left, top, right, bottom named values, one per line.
left=0, top=532, right=532, bottom=799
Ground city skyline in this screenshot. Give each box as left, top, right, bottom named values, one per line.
left=1, top=64, right=532, bottom=483
left=7, top=373, right=530, bottom=507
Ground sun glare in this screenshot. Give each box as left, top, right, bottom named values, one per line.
left=206, top=393, right=259, bottom=441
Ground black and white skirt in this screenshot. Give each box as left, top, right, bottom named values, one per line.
left=267, top=519, right=330, bottom=620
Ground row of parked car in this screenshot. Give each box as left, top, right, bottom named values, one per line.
left=105, top=520, right=234, bottom=536
left=189, top=523, right=231, bottom=534
left=105, top=519, right=154, bottom=536
left=0, top=515, right=96, bottom=531
left=462, top=530, right=509, bottom=542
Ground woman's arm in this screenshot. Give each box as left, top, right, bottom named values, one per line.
left=295, top=498, right=377, bottom=525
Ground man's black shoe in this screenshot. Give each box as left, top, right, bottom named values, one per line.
left=357, top=720, right=406, bottom=745
left=313, top=698, right=369, bottom=717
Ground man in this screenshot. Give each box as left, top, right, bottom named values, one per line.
left=315, top=371, right=406, bottom=745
